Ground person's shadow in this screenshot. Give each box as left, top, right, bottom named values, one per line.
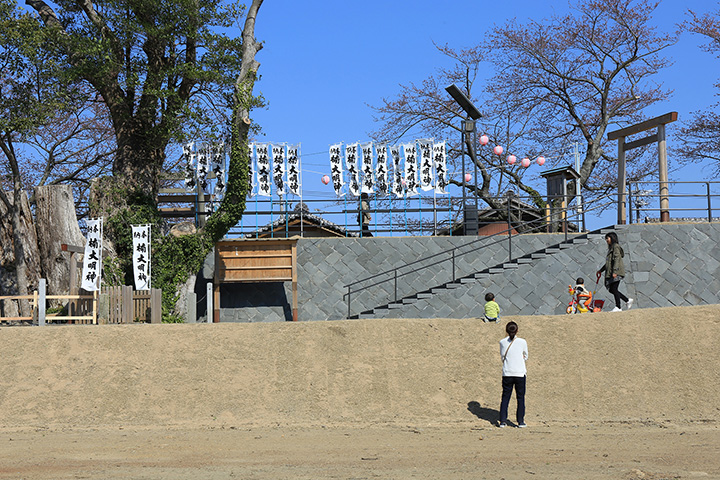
left=467, top=401, right=499, bottom=426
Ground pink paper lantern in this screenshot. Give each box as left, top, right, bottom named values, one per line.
left=507, top=155, right=517, bottom=165
left=479, top=135, right=489, bottom=146
left=493, top=145, right=504, bottom=155
left=321, top=174, right=330, bottom=185
left=521, top=157, right=531, bottom=168
left=536, top=156, right=546, bottom=166
left=464, top=173, right=472, bottom=183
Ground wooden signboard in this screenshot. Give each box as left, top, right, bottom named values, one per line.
left=213, top=238, right=299, bottom=322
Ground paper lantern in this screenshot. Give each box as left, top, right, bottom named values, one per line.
left=536, top=156, right=546, bottom=166
left=479, top=135, right=489, bottom=146
left=321, top=175, right=330, bottom=185
left=521, top=157, right=531, bottom=168
left=464, top=173, right=472, bottom=183
left=507, top=155, right=517, bottom=165
left=493, top=145, right=504, bottom=155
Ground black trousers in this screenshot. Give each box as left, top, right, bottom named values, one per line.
left=499, top=375, right=526, bottom=425
left=607, top=279, right=628, bottom=308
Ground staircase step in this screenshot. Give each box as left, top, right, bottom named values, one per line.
left=417, top=293, right=433, bottom=299
left=402, top=297, right=418, bottom=304
left=545, top=247, right=561, bottom=253
left=517, top=257, right=533, bottom=264
left=572, top=238, right=589, bottom=244
left=460, top=278, right=475, bottom=284
left=559, top=243, right=573, bottom=249
left=445, top=282, right=462, bottom=289
left=431, top=287, right=448, bottom=294
left=474, top=272, right=490, bottom=278
left=489, top=268, right=504, bottom=274
left=388, top=303, right=404, bottom=309
left=531, top=253, right=547, bottom=259
left=502, top=263, right=520, bottom=269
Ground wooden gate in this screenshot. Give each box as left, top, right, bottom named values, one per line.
left=102, top=286, right=162, bottom=324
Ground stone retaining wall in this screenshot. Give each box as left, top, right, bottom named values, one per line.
left=195, top=223, right=720, bottom=322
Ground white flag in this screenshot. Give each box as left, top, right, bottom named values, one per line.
left=361, top=142, right=374, bottom=194
left=256, top=143, right=271, bottom=197
left=403, top=143, right=418, bottom=197
left=249, top=143, right=257, bottom=197
left=287, top=144, right=301, bottom=196
left=197, top=144, right=210, bottom=193
left=183, top=142, right=196, bottom=192
left=272, top=144, right=286, bottom=196
left=375, top=144, right=388, bottom=197
left=132, top=225, right=151, bottom=291
left=345, top=143, right=360, bottom=197
left=433, top=141, right=448, bottom=194
left=391, top=145, right=404, bottom=198
left=211, top=142, right=226, bottom=200
left=419, top=140, right=434, bottom=191
left=80, top=218, right=103, bottom=292
left=329, top=144, right=344, bottom=197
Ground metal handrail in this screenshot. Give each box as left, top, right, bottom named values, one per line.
left=626, top=181, right=720, bottom=224
left=343, top=194, right=616, bottom=318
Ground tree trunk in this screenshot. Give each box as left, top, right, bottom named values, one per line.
left=0, top=190, right=41, bottom=317
left=34, top=185, right=86, bottom=301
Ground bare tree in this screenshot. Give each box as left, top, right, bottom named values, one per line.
left=488, top=0, right=677, bottom=198
left=676, top=6, right=720, bottom=176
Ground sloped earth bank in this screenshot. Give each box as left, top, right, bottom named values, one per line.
left=0, top=305, right=718, bottom=479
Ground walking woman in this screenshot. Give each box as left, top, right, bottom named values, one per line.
left=597, top=232, right=633, bottom=312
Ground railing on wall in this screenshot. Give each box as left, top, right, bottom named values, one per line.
left=626, top=181, right=720, bottom=224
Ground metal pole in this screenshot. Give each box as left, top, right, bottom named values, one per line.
left=617, top=137, right=627, bottom=225
left=708, top=182, right=713, bottom=223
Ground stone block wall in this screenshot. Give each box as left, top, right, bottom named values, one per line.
left=197, top=223, right=720, bottom=322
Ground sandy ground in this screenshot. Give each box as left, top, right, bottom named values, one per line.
left=0, top=305, right=718, bottom=479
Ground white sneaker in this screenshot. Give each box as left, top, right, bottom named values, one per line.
left=626, top=298, right=634, bottom=310
left=611, top=307, right=622, bottom=312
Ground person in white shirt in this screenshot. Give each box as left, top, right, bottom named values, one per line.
left=498, top=321, right=528, bottom=428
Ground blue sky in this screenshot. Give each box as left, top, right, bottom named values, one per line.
left=245, top=0, right=717, bottom=230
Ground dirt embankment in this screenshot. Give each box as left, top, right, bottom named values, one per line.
left=1, top=304, right=718, bottom=430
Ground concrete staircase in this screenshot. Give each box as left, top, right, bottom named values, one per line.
left=349, top=225, right=622, bottom=319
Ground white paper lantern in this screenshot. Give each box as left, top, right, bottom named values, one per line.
left=479, top=135, right=489, bottom=146
left=536, top=156, right=546, bottom=166
left=507, top=155, right=517, bottom=165
left=493, top=145, right=504, bottom=155
left=521, top=157, right=531, bottom=168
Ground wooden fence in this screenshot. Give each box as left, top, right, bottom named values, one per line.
left=0, top=280, right=161, bottom=325
left=102, top=286, right=162, bottom=324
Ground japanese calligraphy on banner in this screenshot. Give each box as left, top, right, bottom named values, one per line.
left=211, top=143, right=226, bottom=200
left=183, top=142, right=196, bottom=192
left=391, top=145, right=404, bottom=198
left=249, top=143, right=257, bottom=197
left=419, top=140, right=434, bottom=191
left=329, top=144, right=344, bottom=196
left=361, top=142, right=374, bottom=194
left=132, top=225, right=151, bottom=291
left=403, top=143, right=418, bottom=196
left=272, top=144, right=286, bottom=195
left=287, top=144, right=301, bottom=195
left=433, top=141, right=448, bottom=194
left=197, top=145, right=210, bottom=192
left=255, top=143, right=271, bottom=197
left=345, top=143, right=360, bottom=197
left=81, top=218, right=103, bottom=292
left=375, top=144, right=388, bottom=197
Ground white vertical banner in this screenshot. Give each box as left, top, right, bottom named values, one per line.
left=256, top=143, right=271, bottom=197
left=345, top=143, right=360, bottom=197
left=271, top=144, right=286, bottom=196
left=329, top=143, right=344, bottom=197
left=197, top=144, right=210, bottom=193
left=249, top=143, right=257, bottom=197
left=375, top=144, right=388, bottom=197
left=183, top=142, right=196, bottom=192
left=419, top=140, right=434, bottom=191
left=287, top=144, right=301, bottom=196
left=433, top=141, right=448, bottom=194
left=211, top=142, right=226, bottom=200
left=80, top=218, right=103, bottom=292
left=403, top=142, right=418, bottom=197
left=391, top=145, right=404, bottom=198
left=360, top=142, right=374, bottom=194
left=132, top=225, right=151, bottom=291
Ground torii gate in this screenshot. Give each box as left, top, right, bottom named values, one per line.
left=607, top=112, right=678, bottom=224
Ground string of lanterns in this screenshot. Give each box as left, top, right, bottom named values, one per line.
left=478, top=135, right=546, bottom=168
